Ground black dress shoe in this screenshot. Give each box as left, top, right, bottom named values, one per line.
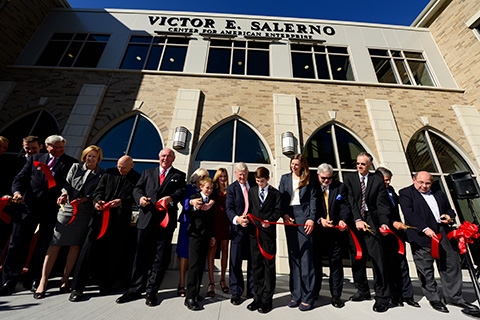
left=231, top=294, right=242, bottom=305
left=246, top=292, right=254, bottom=299
left=391, top=297, right=403, bottom=306
left=258, top=304, right=272, bottom=313
left=196, top=295, right=204, bottom=302
left=145, top=293, right=157, bottom=307
left=116, top=290, right=140, bottom=304
left=184, top=298, right=201, bottom=311
left=0, top=282, right=16, bottom=296
left=373, top=301, right=389, bottom=313
left=30, top=280, right=39, bottom=293
left=404, top=298, right=420, bottom=308
left=448, top=301, right=479, bottom=310
left=33, top=291, right=46, bottom=299
left=69, top=290, right=83, bottom=302
left=331, top=296, right=345, bottom=308
left=350, top=291, right=371, bottom=301
left=430, top=300, right=449, bottom=313
left=247, top=300, right=262, bottom=311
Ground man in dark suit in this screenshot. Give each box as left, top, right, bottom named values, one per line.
left=246, top=167, right=282, bottom=314
left=0, top=135, right=77, bottom=295
left=69, top=155, right=140, bottom=302
left=399, top=171, right=478, bottom=313
left=375, top=167, right=419, bottom=308
left=313, top=163, right=350, bottom=308
left=116, top=148, right=186, bottom=307
left=343, top=152, right=391, bottom=312
left=226, top=162, right=254, bottom=305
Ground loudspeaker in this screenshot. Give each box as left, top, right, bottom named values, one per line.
left=450, top=171, right=479, bottom=199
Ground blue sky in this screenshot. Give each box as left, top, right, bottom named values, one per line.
left=67, top=0, right=431, bottom=26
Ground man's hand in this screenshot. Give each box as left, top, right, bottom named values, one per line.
left=440, top=214, right=453, bottom=224
left=12, top=192, right=23, bottom=203
left=320, top=218, right=333, bottom=228
left=283, top=214, right=294, bottom=224
left=110, top=199, right=122, bottom=208
left=393, top=221, right=407, bottom=230
left=304, top=219, right=314, bottom=235
left=261, top=220, right=270, bottom=228
left=201, top=200, right=214, bottom=211
left=424, top=227, right=438, bottom=239
left=95, top=201, right=105, bottom=211
left=338, top=220, right=347, bottom=231
left=355, top=220, right=369, bottom=232
left=236, top=215, right=249, bottom=227
left=160, top=196, right=173, bottom=206
left=379, top=224, right=390, bottom=236
left=139, top=196, right=151, bottom=207
left=57, top=193, right=68, bottom=205
left=190, top=198, right=203, bottom=210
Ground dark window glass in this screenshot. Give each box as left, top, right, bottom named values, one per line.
left=153, top=37, right=166, bottom=44
left=74, top=34, right=88, bottom=41
left=88, top=34, right=110, bottom=42
left=235, top=121, right=270, bottom=164
left=291, top=44, right=311, bottom=51
left=231, top=49, right=245, bottom=75
left=97, top=117, right=135, bottom=158
left=304, top=126, right=336, bottom=168
left=132, top=162, right=159, bottom=174
left=167, top=37, right=190, bottom=45
left=128, top=117, right=163, bottom=159
left=368, top=49, right=388, bottom=56
left=404, top=51, right=423, bottom=59
left=36, top=41, right=70, bottom=66
left=58, top=42, right=83, bottom=67
left=391, top=50, right=401, bottom=57
left=371, top=57, right=397, bottom=83
left=196, top=121, right=234, bottom=162
left=408, top=61, right=434, bottom=86
left=52, top=33, right=74, bottom=40
left=335, top=126, right=365, bottom=169
left=328, top=46, right=348, bottom=54
left=206, top=48, right=231, bottom=74
left=160, top=46, right=187, bottom=71
left=74, top=42, right=107, bottom=68
left=249, top=41, right=269, bottom=49
left=406, top=131, right=437, bottom=173
left=313, top=46, right=325, bottom=53
left=292, top=52, right=315, bottom=78
left=233, top=41, right=246, bottom=47
left=430, top=132, right=471, bottom=174
left=247, top=50, right=269, bottom=76
left=211, top=39, right=232, bottom=47
left=120, top=45, right=149, bottom=69
left=314, top=54, right=329, bottom=79
left=130, top=36, right=152, bottom=43
left=145, top=46, right=164, bottom=70
left=394, top=60, right=412, bottom=85
left=330, top=55, right=354, bottom=81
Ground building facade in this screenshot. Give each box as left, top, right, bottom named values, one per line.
left=1, top=3, right=479, bottom=272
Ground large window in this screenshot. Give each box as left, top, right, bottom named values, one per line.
left=369, top=49, right=435, bottom=86
left=36, top=33, right=110, bottom=68
left=120, top=35, right=190, bottom=71
left=96, top=114, right=163, bottom=173
left=304, top=123, right=368, bottom=180
left=291, top=44, right=355, bottom=81
left=206, top=39, right=270, bottom=76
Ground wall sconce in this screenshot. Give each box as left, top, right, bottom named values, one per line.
left=173, top=126, right=188, bottom=149
left=281, top=132, right=295, bottom=155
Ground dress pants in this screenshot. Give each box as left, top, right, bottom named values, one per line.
left=186, top=236, right=209, bottom=299
left=129, top=222, right=174, bottom=295
left=411, top=225, right=464, bottom=303
left=229, top=227, right=253, bottom=296
left=386, top=234, right=413, bottom=299
left=250, top=234, right=276, bottom=306
left=285, top=205, right=315, bottom=305
left=349, top=212, right=390, bottom=304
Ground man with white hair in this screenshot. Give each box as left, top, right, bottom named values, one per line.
left=0, top=135, right=77, bottom=295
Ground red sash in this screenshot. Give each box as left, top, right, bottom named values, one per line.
left=156, top=199, right=169, bottom=228
left=97, top=201, right=112, bottom=240
left=431, top=233, right=442, bottom=259
left=65, top=199, right=79, bottom=225
left=0, top=197, right=11, bottom=224
left=247, top=214, right=274, bottom=260
left=380, top=228, right=405, bottom=255
left=33, top=161, right=56, bottom=188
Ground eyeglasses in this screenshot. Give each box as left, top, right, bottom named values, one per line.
left=319, top=176, right=332, bottom=180
left=356, top=162, right=367, bottom=166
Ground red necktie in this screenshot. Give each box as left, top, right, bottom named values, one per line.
left=159, top=170, right=166, bottom=185
left=242, top=184, right=249, bottom=216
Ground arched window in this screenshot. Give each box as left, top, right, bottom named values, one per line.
left=406, top=129, right=480, bottom=223
left=96, top=114, right=163, bottom=173
left=304, top=123, right=369, bottom=180
left=194, top=118, right=271, bottom=181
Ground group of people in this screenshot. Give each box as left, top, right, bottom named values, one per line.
left=0, top=134, right=477, bottom=315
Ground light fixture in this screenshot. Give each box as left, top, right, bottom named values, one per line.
left=170, top=57, right=175, bottom=62
left=281, top=132, right=295, bottom=155
left=337, top=67, right=342, bottom=71
left=136, top=56, right=142, bottom=61
left=304, top=65, right=309, bottom=69
left=173, top=126, right=188, bottom=149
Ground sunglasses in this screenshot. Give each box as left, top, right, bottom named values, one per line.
left=319, top=176, right=332, bottom=180
left=356, top=162, right=367, bottom=166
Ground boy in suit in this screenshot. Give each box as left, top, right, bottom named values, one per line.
left=184, top=177, right=215, bottom=311
left=246, top=167, right=282, bottom=314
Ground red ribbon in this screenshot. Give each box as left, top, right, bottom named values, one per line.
left=343, top=226, right=362, bottom=260
left=447, top=221, right=480, bottom=255
left=431, top=233, right=442, bottom=259
left=379, top=228, right=405, bottom=255
left=0, top=197, right=12, bottom=224
left=65, top=199, right=79, bottom=225
left=247, top=214, right=274, bottom=260
left=156, top=199, right=169, bottom=228
left=97, top=201, right=112, bottom=240
left=33, top=161, right=56, bottom=188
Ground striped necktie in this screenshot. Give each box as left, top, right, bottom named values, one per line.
left=360, top=175, right=366, bottom=218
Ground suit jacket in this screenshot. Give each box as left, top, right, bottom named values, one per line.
left=343, top=171, right=390, bottom=227
left=185, top=192, right=215, bottom=238
left=63, top=163, right=104, bottom=201
left=133, top=166, right=187, bottom=230
left=316, top=180, right=351, bottom=225
left=225, top=180, right=249, bottom=239
left=93, top=167, right=141, bottom=225
left=278, top=172, right=317, bottom=224
left=11, top=152, right=78, bottom=218
left=247, top=184, right=282, bottom=241
left=398, top=184, right=456, bottom=248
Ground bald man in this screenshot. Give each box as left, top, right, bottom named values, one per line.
left=399, top=171, right=478, bottom=313
left=69, top=156, right=141, bottom=301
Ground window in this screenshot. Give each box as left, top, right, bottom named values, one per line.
left=291, top=44, right=355, bottom=81
left=36, top=33, right=110, bottom=68
left=369, top=49, right=435, bottom=86
left=206, top=39, right=270, bottom=76
left=120, top=36, right=190, bottom=71
left=96, top=114, right=163, bottom=173
left=304, top=123, right=369, bottom=180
